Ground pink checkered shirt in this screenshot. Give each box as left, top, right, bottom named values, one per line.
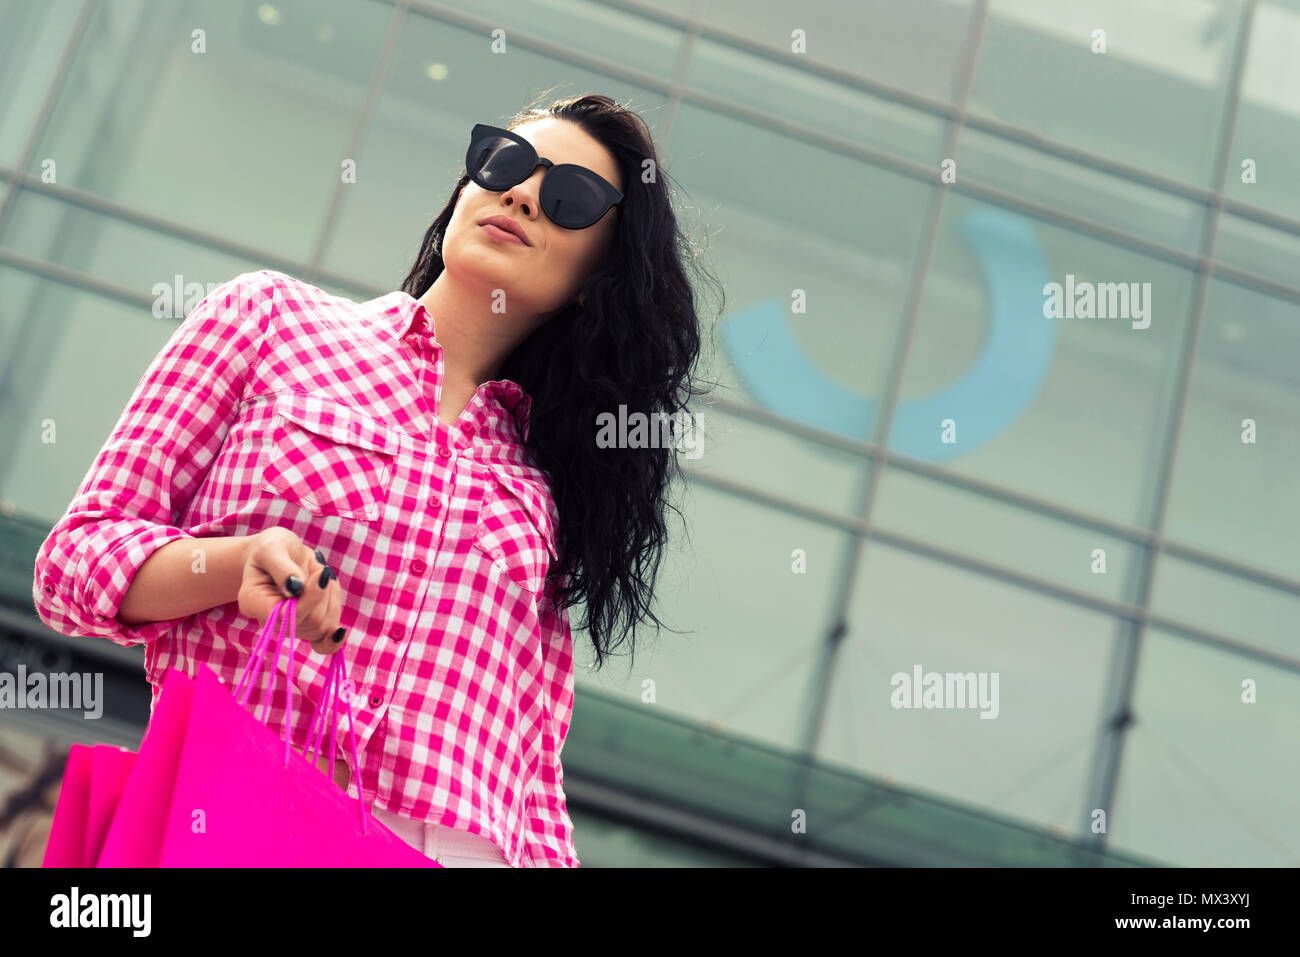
left=32, top=269, right=579, bottom=868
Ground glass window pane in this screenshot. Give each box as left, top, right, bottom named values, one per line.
left=1214, top=213, right=1300, bottom=293
left=1, top=188, right=261, bottom=295
left=955, top=126, right=1207, bottom=254
left=0, top=269, right=180, bottom=515
left=1163, top=280, right=1300, bottom=580
left=1111, top=628, right=1300, bottom=866
left=27, top=0, right=394, bottom=264
left=576, top=486, right=845, bottom=753
left=457, top=0, right=688, bottom=79
left=971, top=0, right=1244, bottom=187
left=686, top=405, right=870, bottom=518
left=701, top=0, right=977, bottom=105
left=0, top=266, right=43, bottom=404
left=1150, top=553, right=1300, bottom=662
left=1225, top=0, right=1300, bottom=220
left=685, top=37, right=948, bottom=166
left=0, top=0, right=83, bottom=167
left=820, top=539, right=1118, bottom=839
left=872, top=466, right=1148, bottom=605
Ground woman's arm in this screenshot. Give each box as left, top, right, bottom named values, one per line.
left=32, top=270, right=278, bottom=645
left=117, top=533, right=256, bottom=626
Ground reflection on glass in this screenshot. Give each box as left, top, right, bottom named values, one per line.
left=895, top=194, right=1194, bottom=525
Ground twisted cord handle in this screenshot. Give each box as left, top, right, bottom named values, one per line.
left=233, top=597, right=369, bottom=833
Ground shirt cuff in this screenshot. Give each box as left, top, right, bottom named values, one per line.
left=35, top=524, right=194, bottom=648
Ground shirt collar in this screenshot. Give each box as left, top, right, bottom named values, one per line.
left=376, top=290, right=534, bottom=440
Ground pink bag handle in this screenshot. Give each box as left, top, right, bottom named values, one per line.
left=233, top=597, right=370, bottom=834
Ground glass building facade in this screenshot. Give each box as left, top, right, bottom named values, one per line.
left=1, top=0, right=1297, bottom=867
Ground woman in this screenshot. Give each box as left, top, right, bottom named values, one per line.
left=32, top=93, right=723, bottom=867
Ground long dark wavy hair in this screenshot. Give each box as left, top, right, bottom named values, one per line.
left=401, top=92, right=725, bottom=672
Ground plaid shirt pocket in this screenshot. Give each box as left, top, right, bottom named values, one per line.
left=259, top=390, right=403, bottom=522
left=473, top=469, right=558, bottom=595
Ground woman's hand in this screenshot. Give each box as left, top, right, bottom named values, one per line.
left=237, top=527, right=346, bottom=655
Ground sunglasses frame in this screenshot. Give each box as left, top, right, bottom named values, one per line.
left=466, top=123, right=623, bottom=230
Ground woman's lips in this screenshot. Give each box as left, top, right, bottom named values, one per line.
left=480, top=223, right=527, bottom=245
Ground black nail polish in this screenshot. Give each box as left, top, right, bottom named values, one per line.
left=319, top=566, right=334, bottom=588
left=315, top=548, right=327, bottom=565
left=332, top=627, right=346, bottom=643
left=286, top=576, right=303, bottom=596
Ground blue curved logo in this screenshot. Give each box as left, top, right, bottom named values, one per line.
left=721, top=208, right=1054, bottom=462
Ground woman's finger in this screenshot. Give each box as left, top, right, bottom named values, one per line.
left=315, top=574, right=344, bottom=653
left=257, top=538, right=312, bottom=601
left=292, top=546, right=328, bottom=637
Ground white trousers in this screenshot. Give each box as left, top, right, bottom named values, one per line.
left=371, top=804, right=511, bottom=868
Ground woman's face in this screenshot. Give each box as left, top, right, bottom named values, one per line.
left=443, top=117, right=622, bottom=319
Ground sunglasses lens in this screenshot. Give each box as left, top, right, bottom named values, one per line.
left=470, top=136, right=535, bottom=189
left=543, top=168, right=610, bottom=228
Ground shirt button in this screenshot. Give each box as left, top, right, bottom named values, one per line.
left=369, top=692, right=383, bottom=707
left=43, top=585, right=53, bottom=595
left=390, top=624, right=405, bottom=641
left=438, top=446, right=452, bottom=458
left=411, top=559, right=426, bottom=575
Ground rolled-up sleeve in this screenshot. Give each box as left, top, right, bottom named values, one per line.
left=522, top=581, right=580, bottom=867
left=31, top=270, right=278, bottom=647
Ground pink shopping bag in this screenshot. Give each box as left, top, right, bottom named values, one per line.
left=94, top=666, right=197, bottom=867
left=85, top=746, right=135, bottom=866
left=43, top=744, right=136, bottom=867
left=43, top=745, right=91, bottom=867
left=97, top=598, right=442, bottom=867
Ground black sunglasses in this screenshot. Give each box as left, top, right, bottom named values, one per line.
left=465, top=123, right=623, bottom=230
